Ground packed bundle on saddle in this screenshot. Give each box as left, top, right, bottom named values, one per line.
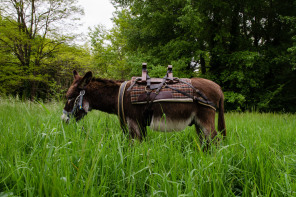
left=127, top=63, right=214, bottom=109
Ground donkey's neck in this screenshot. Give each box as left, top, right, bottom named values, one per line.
left=86, top=79, right=120, bottom=114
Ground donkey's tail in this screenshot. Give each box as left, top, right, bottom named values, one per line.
left=218, top=93, right=226, bottom=136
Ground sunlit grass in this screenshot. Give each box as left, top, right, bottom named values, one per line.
left=0, top=97, right=295, bottom=196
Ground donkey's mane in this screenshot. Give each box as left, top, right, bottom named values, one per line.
left=91, top=77, right=123, bottom=87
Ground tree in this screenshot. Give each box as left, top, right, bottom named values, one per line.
left=43, top=44, right=93, bottom=100
left=112, top=0, right=296, bottom=112
left=89, top=24, right=130, bottom=80
left=0, top=0, right=83, bottom=99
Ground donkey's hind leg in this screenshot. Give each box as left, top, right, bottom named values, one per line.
left=194, top=110, right=218, bottom=150
left=194, top=123, right=210, bottom=150
left=126, top=118, right=146, bottom=141
left=194, top=123, right=217, bottom=151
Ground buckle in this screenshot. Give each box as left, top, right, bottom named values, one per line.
left=145, top=86, right=151, bottom=93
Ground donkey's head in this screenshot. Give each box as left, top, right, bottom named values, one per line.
left=61, top=70, right=92, bottom=123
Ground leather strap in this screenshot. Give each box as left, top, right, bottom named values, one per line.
left=78, top=90, right=85, bottom=110
left=165, top=85, right=217, bottom=111
left=167, top=65, right=173, bottom=80
left=177, top=79, right=209, bottom=101
left=141, top=63, right=147, bottom=82
left=118, top=81, right=128, bottom=133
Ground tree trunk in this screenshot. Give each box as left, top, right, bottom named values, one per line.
left=200, top=54, right=206, bottom=74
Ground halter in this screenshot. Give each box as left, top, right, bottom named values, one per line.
left=63, top=90, right=85, bottom=118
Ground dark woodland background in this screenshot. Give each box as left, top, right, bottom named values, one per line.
left=1, top=0, right=296, bottom=112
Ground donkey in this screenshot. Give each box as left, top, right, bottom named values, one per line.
left=62, top=70, right=226, bottom=146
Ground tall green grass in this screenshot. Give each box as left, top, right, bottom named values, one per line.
left=0, top=97, right=295, bottom=196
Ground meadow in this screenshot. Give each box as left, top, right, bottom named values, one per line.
left=0, top=97, right=295, bottom=196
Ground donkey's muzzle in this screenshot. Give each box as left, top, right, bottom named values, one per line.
left=61, top=110, right=71, bottom=123
left=61, top=114, right=70, bottom=123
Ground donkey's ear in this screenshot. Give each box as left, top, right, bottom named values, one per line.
left=73, top=70, right=79, bottom=80
left=78, top=71, right=92, bottom=89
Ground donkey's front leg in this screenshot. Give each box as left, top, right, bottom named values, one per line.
left=126, top=117, right=147, bottom=141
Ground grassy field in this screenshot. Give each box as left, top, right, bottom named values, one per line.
left=0, top=97, right=296, bottom=196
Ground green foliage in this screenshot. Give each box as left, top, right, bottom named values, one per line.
left=43, top=44, right=93, bottom=100
left=218, top=51, right=262, bottom=110
left=223, top=91, right=246, bottom=111
left=111, top=0, right=296, bottom=112
left=1, top=98, right=296, bottom=196
left=0, top=0, right=85, bottom=100
left=89, top=25, right=130, bottom=80
left=1, top=0, right=296, bottom=112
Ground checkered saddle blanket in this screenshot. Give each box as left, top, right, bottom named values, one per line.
left=129, top=77, right=194, bottom=104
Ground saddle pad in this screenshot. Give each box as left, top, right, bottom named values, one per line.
left=130, top=77, right=194, bottom=104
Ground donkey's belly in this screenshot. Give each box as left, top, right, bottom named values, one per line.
left=150, top=113, right=195, bottom=132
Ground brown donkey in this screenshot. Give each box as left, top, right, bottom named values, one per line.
left=62, top=70, right=226, bottom=146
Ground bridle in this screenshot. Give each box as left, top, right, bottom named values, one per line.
left=63, top=90, right=86, bottom=118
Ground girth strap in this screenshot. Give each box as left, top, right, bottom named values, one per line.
left=117, top=81, right=128, bottom=133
